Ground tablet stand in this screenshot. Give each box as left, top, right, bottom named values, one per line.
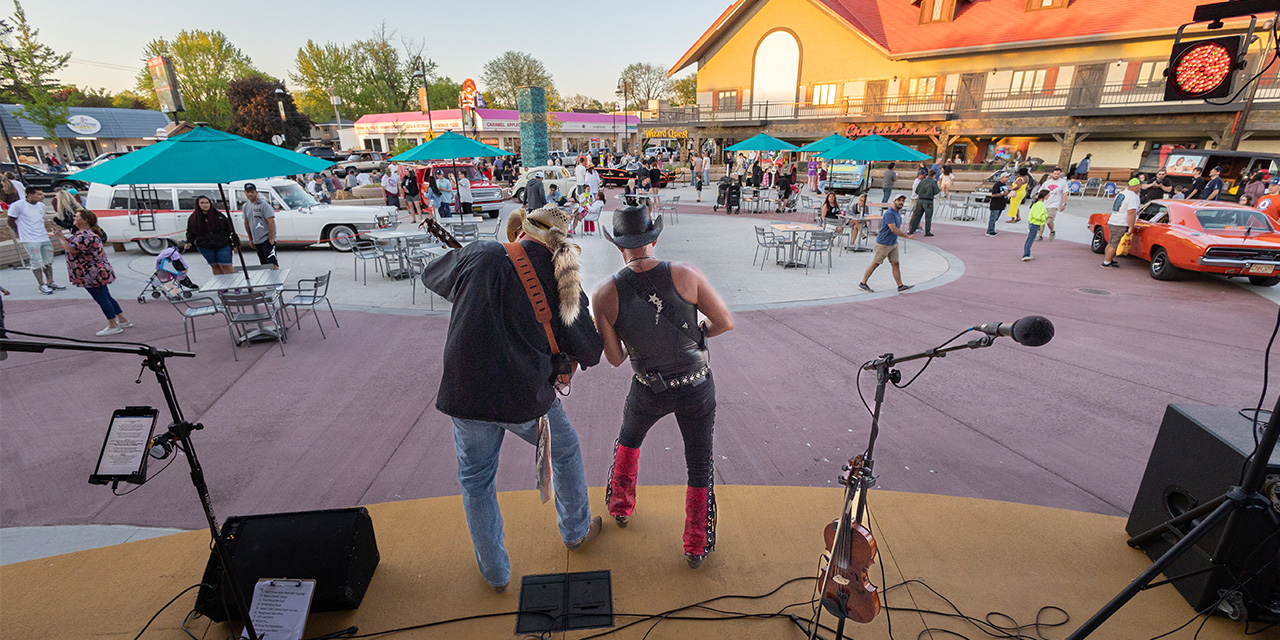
left=0, top=337, right=260, bottom=640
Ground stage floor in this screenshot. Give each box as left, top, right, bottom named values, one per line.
left=0, top=486, right=1268, bottom=639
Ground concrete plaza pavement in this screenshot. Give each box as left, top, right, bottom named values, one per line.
left=1, top=184, right=1276, bottom=564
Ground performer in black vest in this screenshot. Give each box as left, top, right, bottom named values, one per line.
left=591, top=205, right=735, bottom=569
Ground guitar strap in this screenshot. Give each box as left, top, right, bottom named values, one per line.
left=504, top=242, right=571, bottom=389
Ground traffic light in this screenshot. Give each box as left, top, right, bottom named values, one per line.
left=1164, top=34, right=1244, bottom=101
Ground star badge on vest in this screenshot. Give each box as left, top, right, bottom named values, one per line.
left=648, top=293, right=663, bottom=324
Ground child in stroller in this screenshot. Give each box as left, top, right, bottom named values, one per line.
left=137, top=246, right=199, bottom=303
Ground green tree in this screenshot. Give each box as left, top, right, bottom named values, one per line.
left=135, top=29, right=260, bottom=129
left=0, top=0, right=71, bottom=138
left=289, top=24, right=429, bottom=121
left=562, top=93, right=604, bottom=111
left=226, top=76, right=310, bottom=148
left=480, top=51, right=555, bottom=110
left=618, top=62, right=670, bottom=110
left=112, top=90, right=152, bottom=110
left=670, top=73, right=697, bottom=107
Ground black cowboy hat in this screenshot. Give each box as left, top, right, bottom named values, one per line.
left=604, top=204, right=664, bottom=249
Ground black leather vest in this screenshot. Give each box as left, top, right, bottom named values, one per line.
left=612, top=261, right=706, bottom=377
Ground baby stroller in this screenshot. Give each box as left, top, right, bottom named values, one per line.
left=137, top=246, right=199, bottom=303
left=778, top=182, right=801, bottom=212
left=714, top=176, right=741, bottom=214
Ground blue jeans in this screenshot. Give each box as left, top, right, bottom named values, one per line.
left=450, top=398, right=591, bottom=586
left=882, top=187, right=892, bottom=203
left=1024, top=223, right=1041, bottom=257
left=85, top=285, right=122, bottom=320
left=197, top=245, right=233, bottom=266
left=987, top=207, right=1003, bottom=234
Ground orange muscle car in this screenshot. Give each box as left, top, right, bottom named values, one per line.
left=1088, top=199, right=1280, bottom=286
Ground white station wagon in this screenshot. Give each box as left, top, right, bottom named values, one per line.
left=87, top=179, right=391, bottom=253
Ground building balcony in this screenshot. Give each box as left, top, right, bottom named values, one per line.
left=655, top=82, right=1280, bottom=127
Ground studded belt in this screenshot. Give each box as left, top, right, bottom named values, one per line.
left=635, top=366, right=710, bottom=392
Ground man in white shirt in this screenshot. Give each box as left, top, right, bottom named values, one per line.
left=574, top=157, right=588, bottom=199
left=1038, top=167, right=1070, bottom=241
left=1102, top=178, right=1142, bottom=268
left=6, top=188, right=64, bottom=293
left=381, top=169, right=400, bottom=210
left=456, top=173, right=473, bottom=215
left=585, top=163, right=600, bottom=198
left=308, top=174, right=330, bottom=203
left=355, top=171, right=371, bottom=187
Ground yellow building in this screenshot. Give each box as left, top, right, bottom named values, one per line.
left=665, top=0, right=1279, bottom=175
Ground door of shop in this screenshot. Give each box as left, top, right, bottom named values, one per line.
left=957, top=73, right=987, bottom=113
left=1070, top=64, right=1106, bottom=108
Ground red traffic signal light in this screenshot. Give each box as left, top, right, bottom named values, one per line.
left=1164, top=34, right=1243, bottom=101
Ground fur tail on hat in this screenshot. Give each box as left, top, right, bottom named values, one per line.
left=551, top=233, right=582, bottom=325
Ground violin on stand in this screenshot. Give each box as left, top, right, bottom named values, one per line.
left=818, top=454, right=881, bottom=635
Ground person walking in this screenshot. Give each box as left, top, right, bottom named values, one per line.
left=241, top=183, right=278, bottom=269
left=939, top=165, right=954, bottom=199
left=1006, top=168, right=1029, bottom=223
left=592, top=204, right=734, bottom=569
left=986, top=173, right=1009, bottom=237
left=7, top=187, right=65, bottom=294
left=50, top=210, right=131, bottom=335
left=908, top=169, right=940, bottom=236
left=1102, top=178, right=1142, bottom=268
left=858, top=195, right=913, bottom=293
left=420, top=203, right=605, bottom=593
left=402, top=168, right=422, bottom=222
left=1039, top=167, right=1069, bottom=241
left=183, top=195, right=237, bottom=275
left=1074, top=153, right=1092, bottom=180
left=525, top=171, right=547, bottom=211
left=1023, top=190, right=1049, bottom=262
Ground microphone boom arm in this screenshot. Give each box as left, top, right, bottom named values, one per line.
left=860, top=335, right=996, bottom=371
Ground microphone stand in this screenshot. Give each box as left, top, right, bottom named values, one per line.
left=0, top=337, right=260, bottom=640
left=801, top=334, right=996, bottom=640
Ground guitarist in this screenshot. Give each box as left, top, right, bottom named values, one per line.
left=420, top=204, right=605, bottom=593
left=591, top=205, right=734, bottom=569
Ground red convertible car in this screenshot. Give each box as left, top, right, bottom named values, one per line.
left=1088, top=199, right=1280, bottom=286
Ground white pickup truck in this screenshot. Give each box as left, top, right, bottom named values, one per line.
left=87, top=179, right=392, bottom=253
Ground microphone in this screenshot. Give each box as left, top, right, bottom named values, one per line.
left=976, top=315, right=1055, bottom=347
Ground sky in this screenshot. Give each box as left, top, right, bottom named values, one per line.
left=30, top=0, right=720, bottom=103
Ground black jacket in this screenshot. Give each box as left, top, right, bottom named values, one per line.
left=422, top=240, right=603, bottom=423
left=185, top=209, right=236, bottom=250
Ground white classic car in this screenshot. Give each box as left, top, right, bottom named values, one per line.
left=510, top=165, right=577, bottom=204
left=87, top=179, right=392, bottom=253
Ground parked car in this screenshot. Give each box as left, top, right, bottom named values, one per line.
left=0, top=162, right=87, bottom=192
left=339, top=151, right=389, bottom=174
left=1086, top=199, right=1280, bottom=286
left=86, top=179, right=391, bottom=254
left=511, top=165, right=576, bottom=204
left=415, top=162, right=506, bottom=218
left=68, top=151, right=130, bottom=170
left=595, top=162, right=676, bottom=188
left=297, top=146, right=338, bottom=160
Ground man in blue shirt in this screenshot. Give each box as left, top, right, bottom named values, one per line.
left=858, top=195, right=914, bottom=293
left=1203, top=166, right=1225, bottom=201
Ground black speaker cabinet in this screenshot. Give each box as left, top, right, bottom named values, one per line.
left=1127, top=404, right=1280, bottom=620
left=195, top=507, right=379, bottom=622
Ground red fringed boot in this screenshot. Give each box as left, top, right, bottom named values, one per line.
left=606, top=441, right=640, bottom=528
left=683, top=485, right=717, bottom=569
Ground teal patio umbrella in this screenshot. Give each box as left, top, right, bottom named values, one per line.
left=389, top=131, right=512, bottom=162
left=796, top=134, right=849, bottom=154
left=818, top=134, right=931, bottom=162
left=72, top=125, right=336, bottom=287
left=724, top=133, right=798, bottom=152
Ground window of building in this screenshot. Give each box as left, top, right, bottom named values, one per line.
left=920, top=0, right=956, bottom=23
left=1010, top=69, right=1047, bottom=94
left=1025, top=0, right=1068, bottom=9
left=907, top=77, right=938, bottom=98
left=716, top=90, right=739, bottom=110
left=811, top=84, right=837, bottom=105
left=1135, top=61, right=1169, bottom=87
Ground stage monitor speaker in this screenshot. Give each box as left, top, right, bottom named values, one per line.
left=195, top=507, right=379, bottom=622
left=1126, top=404, right=1280, bottom=620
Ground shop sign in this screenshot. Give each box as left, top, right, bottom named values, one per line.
left=66, top=115, right=102, bottom=135
left=644, top=128, right=688, bottom=139
left=845, top=123, right=939, bottom=137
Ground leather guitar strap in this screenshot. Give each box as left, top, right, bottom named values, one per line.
left=504, top=242, right=563, bottom=359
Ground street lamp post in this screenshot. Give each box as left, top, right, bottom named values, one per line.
left=273, top=88, right=287, bottom=145
left=412, top=64, right=434, bottom=139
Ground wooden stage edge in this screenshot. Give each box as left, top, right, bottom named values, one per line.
left=0, top=486, right=1268, bottom=640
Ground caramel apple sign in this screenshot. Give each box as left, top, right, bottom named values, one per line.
left=66, top=115, right=102, bottom=136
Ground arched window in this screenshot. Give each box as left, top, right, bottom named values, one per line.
left=752, top=30, right=800, bottom=118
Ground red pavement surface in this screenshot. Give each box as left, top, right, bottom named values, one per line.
left=1, top=223, right=1273, bottom=530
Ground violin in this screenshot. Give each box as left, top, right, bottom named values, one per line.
left=818, top=454, right=880, bottom=624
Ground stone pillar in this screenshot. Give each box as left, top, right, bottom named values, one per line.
left=1056, top=124, right=1079, bottom=172
left=517, top=87, right=549, bottom=168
